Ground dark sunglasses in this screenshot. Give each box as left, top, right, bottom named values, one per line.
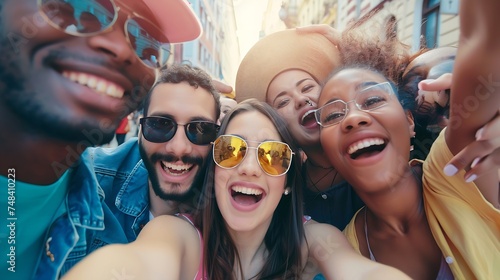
left=212, top=135, right=294, bottom=177
left=38, top=0, right=171, bottom=69
left=140, top=116, right=219, bottom=145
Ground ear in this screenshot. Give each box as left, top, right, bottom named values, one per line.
left=405, top=110, right=416, bottom=138
left=283, top=187, right=291, bottom=196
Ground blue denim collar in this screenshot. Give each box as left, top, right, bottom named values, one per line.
left=114, top=159, right=150, bottom=217
left=66, top=150, right=105, bottom=229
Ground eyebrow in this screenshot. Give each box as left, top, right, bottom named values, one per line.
left=272, top=77, right=315, bottom=102
left=322, top=81, right=381, bottom=105
left=149, top=113, right=214, bottom=123
left=355, top=81, right=379, bottom=91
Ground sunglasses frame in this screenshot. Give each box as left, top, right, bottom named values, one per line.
left=37, top=0, right=171, bottom=69
left=140, top=116, right=220, bottom=145
left=315, top=82, right=395, bottom=127
left=212, top=135, right=295, bottom=177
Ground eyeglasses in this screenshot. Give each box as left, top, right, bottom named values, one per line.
left=140, top=116, right=219, bottom=145
left=315, top=82, right=395, bottom=127
left=38, top=0, right=171, bottom=69
left=212, top=135, right=294, bottom=176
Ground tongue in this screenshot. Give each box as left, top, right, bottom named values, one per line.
left=233, top=194, right=258, bottom=205
left=302, top=114, right=317, bottom=128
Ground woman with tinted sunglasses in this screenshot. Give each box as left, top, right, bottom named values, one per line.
left=64, top=99, right=410, bottom=279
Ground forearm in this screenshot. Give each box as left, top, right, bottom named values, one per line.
left=62, top=244, right=172, bottom=280
left=448, top=0, right=500, bottom=150
left=445, top=0, right=500, bottom=198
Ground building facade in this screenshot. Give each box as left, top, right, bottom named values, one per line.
left=279, top=0, right=460, bottom=52
left=172, top=0, right=240, bottom=93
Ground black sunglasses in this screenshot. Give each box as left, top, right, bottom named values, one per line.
left=140, top=116, right=219, bottom=145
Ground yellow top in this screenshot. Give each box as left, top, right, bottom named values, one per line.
left=344, top=129, right=500, bottom=279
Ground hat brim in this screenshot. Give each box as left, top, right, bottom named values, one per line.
left=235, top=29, right=340, bottom=103
left=143, top=0, right=202, bottom=43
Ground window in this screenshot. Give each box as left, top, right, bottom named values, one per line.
left=421, top=0, right=440, bottom=48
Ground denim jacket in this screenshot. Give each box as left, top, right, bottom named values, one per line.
left=33, top=149, right=128, bottom=279
left=88, top=138, right=151, bottom=242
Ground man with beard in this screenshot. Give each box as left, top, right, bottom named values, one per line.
left=0, top=0, right=202, bottom=279
left=87, top=64, right=221, bottom=243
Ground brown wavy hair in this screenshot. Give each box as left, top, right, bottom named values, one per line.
left=193, top=99, right=305, bottom=279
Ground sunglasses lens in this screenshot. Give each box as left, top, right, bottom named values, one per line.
left=186, top=122, right=219, bottom=145
left=140, top=117, right=176, bottom=143
left=213, top=136, right=293, bottom=176
left=213, top=136, right=246, bottom=169
left=126, top=17, right=171, bottom=68
left=258, top=142, right=292, bottom=176
left=40, top=0, right=116, bottom=34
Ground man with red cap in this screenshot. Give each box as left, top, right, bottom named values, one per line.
left=0, top=1, right=201, bottom=279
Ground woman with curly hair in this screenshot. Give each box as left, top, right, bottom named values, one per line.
left=316, top=0, right=500, bottom=278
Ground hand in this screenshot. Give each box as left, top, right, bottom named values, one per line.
left=296, top=24, right=341, bottom=45
left=445, top=107, right=500, bottom=183
left=212, top=80, right=233, bottom=95
left=418, top=73, right=452, bottom=108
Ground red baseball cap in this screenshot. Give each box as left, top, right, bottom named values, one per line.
left=143, top=0, right=202, bottom=43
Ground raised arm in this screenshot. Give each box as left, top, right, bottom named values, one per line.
left=304, top=222, right=410, bottom=280
left=62, top=215, right=200, bottom=280
left=446, top=0, right=500, bottom=152
left=444, top=0, right=500, bottom=206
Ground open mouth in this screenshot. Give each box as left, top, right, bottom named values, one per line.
left=301, top=110, right=317, bottom=127
left=62, top=70, right=125, bottom=99
left=160, top=161, right=194, bottom=176
left=347, top=138, right=387, bottom=160
left=231, top=186, right=264, bottom=205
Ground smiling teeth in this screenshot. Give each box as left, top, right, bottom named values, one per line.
left=301, top=110, right=316, bottom=123
left=232, top=186, right=263, bottom=196
left=348, top=138, right=385, bottom=155
left=162, top=161, right=193, bottom=171
left=62, top=71, right=125, bottom=99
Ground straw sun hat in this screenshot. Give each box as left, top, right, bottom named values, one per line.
left=235, top=29, right=340, bottom=103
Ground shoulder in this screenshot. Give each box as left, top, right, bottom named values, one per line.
left=304, top=219, right=349, bottom=248
left=137, top=214, right=200, bottom=246
left=141, top=214, right=197, bottom=234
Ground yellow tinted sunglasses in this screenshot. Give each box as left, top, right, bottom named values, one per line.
left=212, top=135, right=294, bottom=176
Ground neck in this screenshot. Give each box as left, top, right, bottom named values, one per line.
left=301, top=145, right=331, bottom=168
left=360, top=169, right=424, bottom=234
left=230, top=229, right=268, bottom=279
left=305, top=159, right=343, bottom=193
left=0, top=115, right=85, bottom=184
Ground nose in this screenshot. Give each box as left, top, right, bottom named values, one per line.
left=341, top=102, right=371, bottom=131
left=86, top=17, right=135, bottom=67
left=293, top=92, right=312, bottom=109
left=237, top=147, right=262, bottom=177
left=164, top=125, right=192, bottom=156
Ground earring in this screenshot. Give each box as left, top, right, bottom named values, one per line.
left=284, top=187, right=291, bottom=195
left=410, top=134, right=416, bottom=151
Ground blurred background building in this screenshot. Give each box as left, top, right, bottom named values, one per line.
left=169, top=0, right=460, bottom=97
